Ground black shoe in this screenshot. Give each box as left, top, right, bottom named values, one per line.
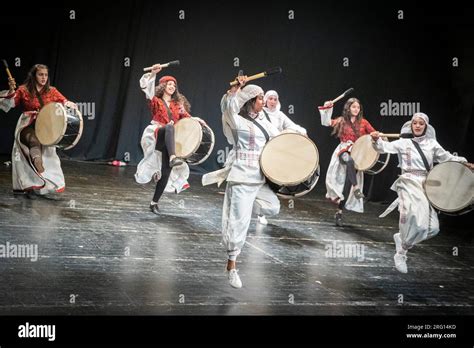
left=169, top=157, right=184, bottom=167
left=150, top=203, right=160, bottom=215
left=335, top=212, right=343, bottom=227
left=353, top=188, right=365, bottom=200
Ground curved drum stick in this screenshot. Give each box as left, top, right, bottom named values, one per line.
left=331, top=87, right=354, bottom=104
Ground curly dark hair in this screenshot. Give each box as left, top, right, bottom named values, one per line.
left=23, top=64, right=50, bottom=97
left=331, top=97, right=364, bottom=137
left=155, top=81, right=191, bottom=113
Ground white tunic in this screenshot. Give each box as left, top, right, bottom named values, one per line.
left=374, top=136, right=467, bottom=248
left=223, top=93, right=280, bottom=183
left=219, top=92, right=281, bottom=259
left=262, top=107, right=306, bottom=134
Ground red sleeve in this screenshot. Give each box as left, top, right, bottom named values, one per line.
left=363, top=119, right=376, bottom=134
left=178, top=108, right=191, bottom=120
left=51, top=87, right=67, bottom=103
left=13, top=86, right=25, bottom=106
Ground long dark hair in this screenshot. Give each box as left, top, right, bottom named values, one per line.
left=332, top=97, right=364, bottom=137
left=155, top=82, right=191, bottom=112
left=238, top=97, right=258, bottom=118
left=23, top=64, right=50, bottom=97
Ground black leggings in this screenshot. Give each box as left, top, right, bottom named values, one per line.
left=338, top=152, right=357, bottom=210
left=152, top=124, right=176, bottom=203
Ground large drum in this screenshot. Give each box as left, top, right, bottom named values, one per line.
left=260, top=133, right=320, bottom=198
left=424, top=161, right=474, bottom=215
left=35, top=102, right=83, bottom=150
left=351, top=134, right=390, bottom=175
left=174, top=117, right=215, bottom=165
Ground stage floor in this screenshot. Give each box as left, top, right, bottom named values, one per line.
left=0, top=158, right=473, bottom=315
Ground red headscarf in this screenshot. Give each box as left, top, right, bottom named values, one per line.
left=159, top=76, right=177, bottom=85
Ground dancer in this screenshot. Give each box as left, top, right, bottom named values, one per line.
left=0, top=64, right=77, bottom=196
left=218, top=76, right=281, bottom=288
left=319, top=97, right=376, bottom=226
left=135, top=64, right=194, bottom=214
left=371, top=113, right=473, bottom=273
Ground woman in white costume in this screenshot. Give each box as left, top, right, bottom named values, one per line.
left=262, top=90, right=306, bottom=135
left=219, top=76, right=281, bottom=288
left=371, top=113, right=473, bottom=273
left=319, top=98, right=376, bottom=226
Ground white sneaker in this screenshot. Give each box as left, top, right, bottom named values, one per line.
left=257, top=215, right=268, bottom=225
left=393, top=233, right=403, bottom=254
left=226, top=268, right=242, bottom=288
left=153, top=171, right=161, bottom=183
left=394, top=253, right=408, bottom=273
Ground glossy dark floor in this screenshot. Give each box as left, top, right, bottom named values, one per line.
left=0, top=159, right=473, bottom=315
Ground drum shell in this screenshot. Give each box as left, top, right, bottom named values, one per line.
left=351, top=134, right=390, bottom=175
left=424, top=161, right=474, bottom=215
left=35, top=102, right=83, bottom=150
left=268, top=166, right=320, bottom=198
left=174, top=118, right=215, bottom=165
left=260, top=133, right=320, bottom=198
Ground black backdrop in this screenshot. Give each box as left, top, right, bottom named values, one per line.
left=1, top=1, right=473, bottom=210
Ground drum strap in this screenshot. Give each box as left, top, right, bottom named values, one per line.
left=162, top=99, right=175, bottom=123
left=246, top=116, right=269, bottom=143
left=34, top=89, right=45, bottom=108
left=262, top=109, right=271, bottom=123
left=411, top=140, right=431, bottom=172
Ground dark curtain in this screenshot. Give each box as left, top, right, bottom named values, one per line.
left=1, top=1, right=473, bottom=222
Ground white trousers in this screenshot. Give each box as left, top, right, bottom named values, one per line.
left=222, top=182, right=280, bottom=261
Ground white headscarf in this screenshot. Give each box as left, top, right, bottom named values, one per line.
left=235, top=84, right=264, bottom=109
left=263, top=90, right=281, bottom=112
left=400, top=112, right=436, bottom=140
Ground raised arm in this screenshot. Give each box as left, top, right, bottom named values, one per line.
left=139, top=64, right=162, bottom=100
left=318, top=101, right=334, bottom=127
left=0, top=78, right=20, bottom=112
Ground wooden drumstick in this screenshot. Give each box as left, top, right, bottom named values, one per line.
left=143, top=60, right=180, bottom=72
left=330, top=87, right=354, bottom=104
left=378, top=133, right=400, bottom=138
left=2, top=59, right=16, bottom=90
left=229, top=67, right=282, bottom=86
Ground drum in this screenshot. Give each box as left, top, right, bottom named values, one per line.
left=424, top=161, right=474, bottom=215
left=35, top=102, right=83, bottom=150
left=174, top=117, right=215, bottom=165
left=260, top=133, right=320, bottom=198
left=351, top=134, right=390, bottom=175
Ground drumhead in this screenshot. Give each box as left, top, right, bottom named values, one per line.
left=260, top=133, right=319, bottom=186
left=351, top=134, right=379, bottom=171
left=35, top=103, right=67, bottom=146
left=174, top=118, right=202, bottom=158
left=425, top=161, right=474, bottom=212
